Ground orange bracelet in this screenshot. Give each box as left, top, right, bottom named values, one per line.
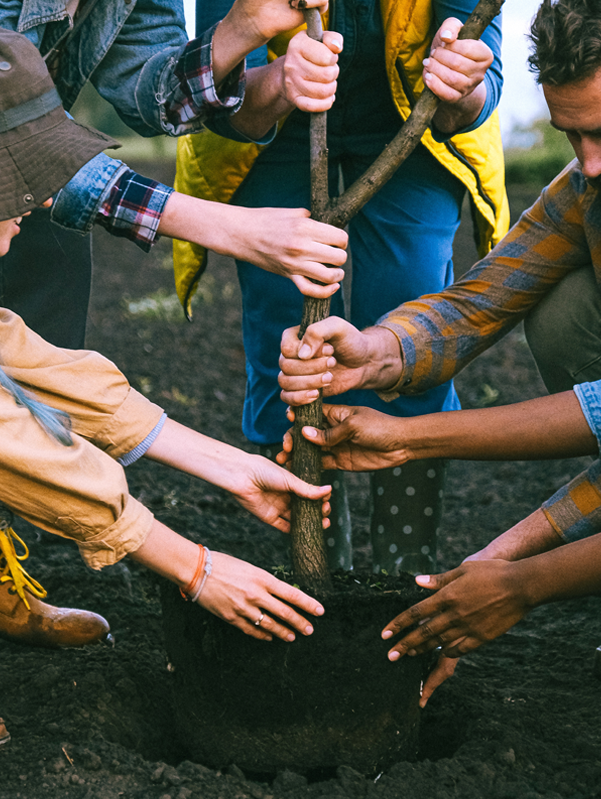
left=180, top=544, right=206, bottom=600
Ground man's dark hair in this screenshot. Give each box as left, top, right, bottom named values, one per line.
left=528, top=0, right=601, bottom=85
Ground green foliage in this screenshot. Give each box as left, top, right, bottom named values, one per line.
left=505, top=119, right=575, bottom=187
left=70, top=82, right=177, bottom=162
left=124, top=280, right=214, bottom=322
left=476, top=383, right=500, bottom=407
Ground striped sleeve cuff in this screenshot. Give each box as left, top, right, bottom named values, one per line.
left=118, top=413, right=168, bottom=466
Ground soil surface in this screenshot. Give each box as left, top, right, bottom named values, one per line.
left=2, top=166, right=601, bottom=799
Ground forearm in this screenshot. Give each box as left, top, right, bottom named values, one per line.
left=128, top=517, right=199, bottom=589
left=158, top=192, right=242, bottom=253
left=394, top=391, right=598, bottom=461
left=212, top=12, right=270, bottom=87
left=359, top=327, right=405, bottom=390
left=144, top=418, right=253, bottom=495
left=512, top=532, right=601, bottom=607
left=431, top=81, right=487, bottom=135
left=229, top=60, right=292, bottom=140
left=467, top=508, right=564, bottom=562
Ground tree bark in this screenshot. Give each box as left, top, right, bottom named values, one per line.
left=290, top=0, right=504, bottom=593
left=289, top=8, right=333, bottom=596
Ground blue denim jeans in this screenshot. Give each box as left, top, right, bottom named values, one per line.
left=233, top=0, right=465, bottom=445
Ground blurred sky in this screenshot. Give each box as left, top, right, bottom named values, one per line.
left=182, top=0, right=548, bottom=146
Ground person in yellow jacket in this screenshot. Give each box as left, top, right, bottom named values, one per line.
left=174, top=0, right=508, bottom=575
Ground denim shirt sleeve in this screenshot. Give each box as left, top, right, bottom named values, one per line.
left=86, top=0, right=191, bottom=136
left=574, top=381, right=601, bottom=452
left=429, top=0, right=503, bottom=142
left=51, top=153, right=128, bottom=235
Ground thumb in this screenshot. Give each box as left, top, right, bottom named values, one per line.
left=322, top=30, right=343, bottom=54
left=298, top=317, right=344, bottom=359
left=415, top=567, right=461, bottom=591
left=287, top=472, right=332, bottom=500
left=438, top=17, right=462, bottom=44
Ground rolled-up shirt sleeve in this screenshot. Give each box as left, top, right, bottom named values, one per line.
left=0, top=309, right=164, bottom=459
left=0, top=400, right=155, bottom=570
left=0, top=309, right=169, bottom=568
left=541, top=382, right=601, bottom=543
left=574, top=380, right=601, bottom=452
left=542, top=460, right=601, bottom=544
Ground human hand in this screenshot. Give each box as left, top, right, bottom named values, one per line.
left=283, top=30, right=342, bottom=112
left=279, top=317, right=402, bottom=405
left=198, top=551, right=325, bottom=642
left=228, top=206, right=347, bottom=299
left=232, top=453, right=331, bottom=532
left=423, top=17, right=493, bottom=104
left=381, top=560, right=532, bottom=660
left=227, top=0, right=328, bottom=48
left=278, top=404, right=411, bottom=472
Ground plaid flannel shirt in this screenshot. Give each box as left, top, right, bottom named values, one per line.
left=378, top=158, right=601, bottom=543
left=96, top=23, right=244, bottom=249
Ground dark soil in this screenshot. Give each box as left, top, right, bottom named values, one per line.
left=161, top=572, right=428, bottom=776
left=1, top=167, right=601, bottom=799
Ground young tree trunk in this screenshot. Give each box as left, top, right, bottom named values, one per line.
left=289, top=9, right=333, bottom=595
left=289, top=0, right=505, bottom=594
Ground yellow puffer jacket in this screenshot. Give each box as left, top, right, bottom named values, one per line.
left=173, top=0, right=509, bottom=317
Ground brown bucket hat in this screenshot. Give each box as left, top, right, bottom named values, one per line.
left=0, top=27, right=120, bottom=222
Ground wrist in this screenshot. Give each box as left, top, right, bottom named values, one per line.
left=432, top=83, right=486, bottom=135
left=218, top=8, right=267, bottom=56
left=361, top=327, right=404, bottom=391
left=390, top=414, right=445, bottom=460
left=508, top=557, right=546, bottom=611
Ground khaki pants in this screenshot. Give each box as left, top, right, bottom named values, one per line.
left=525, top=266, right=601, bottom=394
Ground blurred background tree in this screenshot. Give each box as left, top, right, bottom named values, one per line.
left=504, top=118, right=574, bottom=187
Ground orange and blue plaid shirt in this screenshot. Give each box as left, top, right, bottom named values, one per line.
left=379, top=158, right=601, bottom=543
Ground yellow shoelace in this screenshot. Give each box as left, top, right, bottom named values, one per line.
left=0, top=507, right=47, bottom=611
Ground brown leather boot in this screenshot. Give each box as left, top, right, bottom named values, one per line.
left=0, top=513, right=111, bottom=649
left=0, top=578, right=111, bottom=648
left=0, top=718, right=10, bottom=746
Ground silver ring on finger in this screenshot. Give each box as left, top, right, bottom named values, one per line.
left=254, top=613, right=265, bottom=627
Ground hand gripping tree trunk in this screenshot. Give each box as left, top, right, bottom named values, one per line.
left=290, top=0, right=505, bottom=596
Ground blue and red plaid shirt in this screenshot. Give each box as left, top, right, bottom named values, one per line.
left=96, top=23, right=244, bottom=250
left=379, top=159, right=601, bottom=544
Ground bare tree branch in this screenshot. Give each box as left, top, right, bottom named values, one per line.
left=324, top=0, right=505, bottom=228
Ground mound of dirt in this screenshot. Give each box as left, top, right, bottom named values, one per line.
left=1, top=172, right=600, bottom=799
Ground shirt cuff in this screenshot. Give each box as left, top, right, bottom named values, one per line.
left=429, top=74, right=496, bottom=143
left=173, top=23, right=245, bottom=118
left=76, top=495, right=155, bottom=570
left=203, top=115, right=278, bottom=145
left=574, top=381, right=601, bottom=452
left=95, top=169, right=173, bottom=253
left=51, top=154, right=127, bottom=234
left=118, top=413, right=168, bottom=466
left=541, top=460, right=601, bottom=543
left=375, top=319, right=418, bottom=402
left=92, top=388, right=165, bottom=461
